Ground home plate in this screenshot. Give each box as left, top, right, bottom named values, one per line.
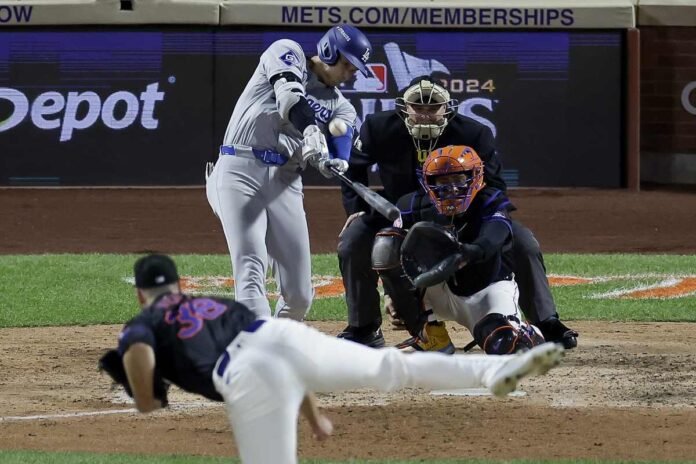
left=430, top=388, right=526, bottom=397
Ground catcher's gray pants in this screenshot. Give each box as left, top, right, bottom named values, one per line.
left=212, top=317, right=517, bottom=464
left=206, top=150, right=313, bottom=320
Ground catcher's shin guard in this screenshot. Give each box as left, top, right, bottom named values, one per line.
left=473, top=313, right=544, bottom=355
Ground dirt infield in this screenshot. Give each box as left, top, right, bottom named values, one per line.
left=1, top=187, right=696, bottom=461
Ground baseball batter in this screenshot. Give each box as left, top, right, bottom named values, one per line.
left=100, top=254, right=565, bottom=464
left=206, top=25, right=370, bottom=320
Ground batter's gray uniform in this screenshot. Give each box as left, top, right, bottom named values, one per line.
left=206, top=39, right=357, bottom=321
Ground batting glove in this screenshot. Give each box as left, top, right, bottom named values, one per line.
left=301, top=125, right=329, bottom=165
left=317, top=158, right=348, bottom=179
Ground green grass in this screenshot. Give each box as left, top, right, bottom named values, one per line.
left=0, top=452, right=693, bottom=464
left=0, top=253, right=695, bottom=327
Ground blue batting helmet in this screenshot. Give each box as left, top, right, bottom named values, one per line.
left=317, top=25, right=372, bottom=77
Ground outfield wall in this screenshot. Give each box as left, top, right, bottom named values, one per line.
left=0, top=1, right=640, bottom=187
left=638, top=1, right=696, bottom=186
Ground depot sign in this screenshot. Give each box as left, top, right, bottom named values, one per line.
left=0, top=82, right=165, bottom=142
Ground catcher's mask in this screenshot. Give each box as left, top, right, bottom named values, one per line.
left=396, top=79, right=457, bottom=141
left=420, top=145, right=485, bottom=216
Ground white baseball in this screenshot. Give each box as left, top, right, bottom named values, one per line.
left=328, top=119, right=347, bottom=136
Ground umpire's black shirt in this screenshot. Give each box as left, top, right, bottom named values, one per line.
left=342, top=111, right=507, bottom=217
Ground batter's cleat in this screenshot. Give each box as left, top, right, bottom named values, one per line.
left=537, top=317, right=578, bottom=349
left=487, top=343, right=565, bottom=398
left=337, top=325, right=385, bottom=348
left=396, top=322, right=455, bottom=354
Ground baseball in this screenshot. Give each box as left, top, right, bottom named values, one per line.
left=329, top=119, right=348, bottom=136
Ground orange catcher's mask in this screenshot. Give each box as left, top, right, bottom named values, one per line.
left=420, top=145, right=485, bottom=216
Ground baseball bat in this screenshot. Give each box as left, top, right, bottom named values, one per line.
left=328, top=166, right=400, bottom=221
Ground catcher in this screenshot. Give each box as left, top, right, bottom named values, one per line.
left=372, top=145, right=545, bottom=354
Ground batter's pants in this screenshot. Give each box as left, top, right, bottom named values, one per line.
left=206, top=151, right=313, bottom=320
left=212, top=317, right=519, bottom=464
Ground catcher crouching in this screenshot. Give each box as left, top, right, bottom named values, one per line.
left=372, top=145, right=545, bottom=354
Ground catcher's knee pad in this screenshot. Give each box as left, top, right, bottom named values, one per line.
left=372, top=227, right=407, bottom=271
left=473, top=313, right=544, bottom=355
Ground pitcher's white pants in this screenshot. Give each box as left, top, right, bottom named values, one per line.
left=206, top=152, right=313, bottom=320
left=212, top=318, right=517, bottom=464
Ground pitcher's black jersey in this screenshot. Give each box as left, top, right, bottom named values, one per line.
left=117, top=293, right=257, bottom=401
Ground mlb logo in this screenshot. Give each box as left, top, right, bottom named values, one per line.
left=341, top=63, right=388, bottom=94
left=279, top=49, right=300, bottom=67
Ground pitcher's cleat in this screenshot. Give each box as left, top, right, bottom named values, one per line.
left=488, top=343, right=564, bottom=397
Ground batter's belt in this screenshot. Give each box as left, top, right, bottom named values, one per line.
left=220, top=145, right=289, bottom=166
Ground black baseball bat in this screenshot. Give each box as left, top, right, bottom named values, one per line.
left=329, top=166, right=400, bottom=221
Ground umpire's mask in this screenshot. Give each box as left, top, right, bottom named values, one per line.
left=396, top=80, right=457, bottom=141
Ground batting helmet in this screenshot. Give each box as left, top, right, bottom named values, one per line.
left=420, top=145, right=485, bottom=216
left=317, top=25, right=372, bottom=77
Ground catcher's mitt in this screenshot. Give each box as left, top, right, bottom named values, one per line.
left=400, top=221, right=467, bottom=288
left=98, top=349, right=170, bottom=407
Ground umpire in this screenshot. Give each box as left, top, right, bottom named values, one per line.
left=337, top=76, right=578, bottom=349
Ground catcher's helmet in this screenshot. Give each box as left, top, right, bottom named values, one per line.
left=420, top=145, right=485, bottom=216
left=317, top=25, right=372, bottom=77
left=396, top=78, right=457, bottom=141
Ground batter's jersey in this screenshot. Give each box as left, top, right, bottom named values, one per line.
left=343, top=111, right=506, bottom=216
left=222, top=39, right=357, bottom=166
left=397, top=188, right=514, bottom=297
left=117, top=293, right=257, bottom=401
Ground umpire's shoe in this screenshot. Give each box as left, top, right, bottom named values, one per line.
left=537, top=317, right=578, bottom=349
left=337, top=325, right=385, bottom=348
left=487, top=343, right=565, bottom=397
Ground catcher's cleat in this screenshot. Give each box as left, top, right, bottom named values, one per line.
left=487, top=343, right=565, bottom=397
left=337, top=325, right=385, bottom=348
left=537, top=317, right=578, bottom=350
left=397, top=321, right=455, bottom=354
